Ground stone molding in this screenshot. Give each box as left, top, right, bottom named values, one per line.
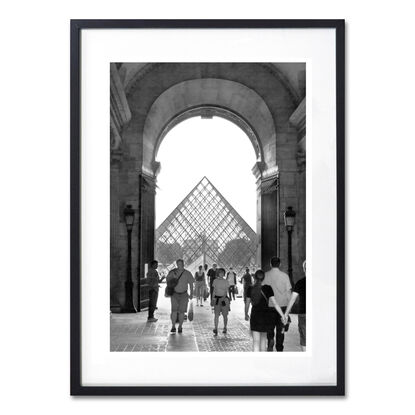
left=110, top=64, right=132, bottom=150
left=289, top=97, right=306, bottom=139
left=123, top=63, right=303, bottom=105
left=252, top=161, right=265, bottom=182
left=110, top=149, right=123, bottom=166
left=140, top=171, right=157, bottom=195
left=260, top=173, right=279, bottom=195
left=296, top=136, right=306, bottom=172
left=289, top=98, right=306, bottom=172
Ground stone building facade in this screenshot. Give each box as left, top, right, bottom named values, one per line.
left=110, top=63, right=306, bottom=312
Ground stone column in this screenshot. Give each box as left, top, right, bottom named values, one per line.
left=289, top=98, right=306, bottom=282
left=275, top=122, right=302, bottom=281
left=260, top=171, right=280, bottom=272
left=136, top=171, right=157, bottom=311
left=110, top=149, right=123, bottom=312
left=110, top=63, right=133, bottom=311
left=253, top=161, right=281, bottom=271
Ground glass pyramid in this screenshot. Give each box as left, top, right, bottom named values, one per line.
left=155, top=177, right=258, bottom=275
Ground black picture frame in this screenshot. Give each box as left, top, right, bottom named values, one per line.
left=70, top=19, right=345, bottom=396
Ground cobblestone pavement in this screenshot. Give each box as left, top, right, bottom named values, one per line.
left=111, top=287, right=302, bottom=352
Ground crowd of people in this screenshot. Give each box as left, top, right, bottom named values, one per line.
left=145, top=257, right=306, bottom=352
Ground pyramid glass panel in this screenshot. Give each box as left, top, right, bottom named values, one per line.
left=156, top=177, right=258, bottom=275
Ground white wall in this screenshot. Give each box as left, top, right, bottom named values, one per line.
left=1, top=0, right=414, bottom=413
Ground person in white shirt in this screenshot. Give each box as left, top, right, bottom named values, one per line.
left=263, top=257, right=292, bottom=351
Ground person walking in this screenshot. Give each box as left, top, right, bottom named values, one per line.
left=285, top=260, right=306, bottom=351
left=239, top=267, right=253, bottom=303
left=245, top=269, right=287, bottom=351
left=145, top=260, right=164, bottom=322
left=226, top=267, right=237, bottom=301
left=166, top=259, right=194, bottom=334
left=203, top=264, right=209, bottom=301
left=263, top=257, right=292, bottom=351
left=194, top=265, right=206, bottom=307
left=207, top=263, right=218, bottom=303
left=211, top=268, right=230, bottom=335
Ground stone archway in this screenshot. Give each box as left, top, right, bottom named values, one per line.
left=138, top=78, right=280, bottom=279
left=110, top=63, right=305, bottom=311
left=154, top=105, right=263, bottom=165
left=141, top=78, right=276, bottom=175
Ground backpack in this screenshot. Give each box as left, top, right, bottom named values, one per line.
left=164, top=270, right=184, bottom=297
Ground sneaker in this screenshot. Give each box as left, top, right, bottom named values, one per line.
left=147, top=317, right=158, bottom=322
left=222, top=328, right=227, bottom=334
left=213, top=329, right=218, bottom=336
left=267, top=340, right=275, bottom=351
left=178, top=327, right=183, bottom=333
left=170, top=327, right=176, bottom=333
left=200, top=304, right=204, bottom=307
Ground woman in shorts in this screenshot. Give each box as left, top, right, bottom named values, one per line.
left=194, top=265, right=206, bottom=306
left=245, top=270, right=287, bottom=351
left=211, top=268, right=230, bottom=335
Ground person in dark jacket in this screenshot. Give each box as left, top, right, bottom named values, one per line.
left=239, top=267, right=253, bottom=303
left=226, top=267, right=237, bottom=301
left=145, top=260, right=164, bottom=322
left=207, top=263, right=218, bottom=301
left=285, top=260, right=306, bottom=351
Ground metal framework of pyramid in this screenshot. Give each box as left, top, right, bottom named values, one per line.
left=155, top=177, right=258, bottom=275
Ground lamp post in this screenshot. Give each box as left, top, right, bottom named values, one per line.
left=284, top=206, right=296, bottom=285
left=122, top=204, right=137, bottom=313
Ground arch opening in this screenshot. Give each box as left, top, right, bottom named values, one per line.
left=154, top=105, right=263, bottom=165
left=155, top=116, right=259, bottom=276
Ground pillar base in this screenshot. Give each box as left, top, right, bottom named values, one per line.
left=121, top=305, right=137, bottom=313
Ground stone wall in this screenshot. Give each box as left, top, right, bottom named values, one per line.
left=110, top=63, right=306, bottom=310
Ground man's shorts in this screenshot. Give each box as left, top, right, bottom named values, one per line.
left=213, top=296, right=230, bottom=315
left=298, top=314, right=306, bottom=346
left=171, top=292, right=189, bottom=313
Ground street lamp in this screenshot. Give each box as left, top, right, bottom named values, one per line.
left=284, top=206, right=296, bottom=285
left=122, top=204, right=137, bottom=313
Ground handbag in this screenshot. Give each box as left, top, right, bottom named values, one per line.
left=188, top=301, right=194, bottom=321
left=164, top=270, right=184, bottom=297
left=203, top=285, right=209, bottom=301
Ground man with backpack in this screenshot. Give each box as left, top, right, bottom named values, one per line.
left=166, top=259, right=194, bottom=334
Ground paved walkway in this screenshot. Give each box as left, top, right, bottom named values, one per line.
left=111, top=286, right=302, bottom=352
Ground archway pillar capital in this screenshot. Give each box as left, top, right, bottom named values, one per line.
left=252, top=161, right=265, bottom=182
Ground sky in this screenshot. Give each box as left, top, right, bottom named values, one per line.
left=155, top=117, right=257, bottom=230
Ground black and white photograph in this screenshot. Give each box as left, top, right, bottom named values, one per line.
left=109, top=62, right=307, bottom=353
left=71, top=20, right=344, bottom=394
left=5, top=0, right=415, bottom=410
